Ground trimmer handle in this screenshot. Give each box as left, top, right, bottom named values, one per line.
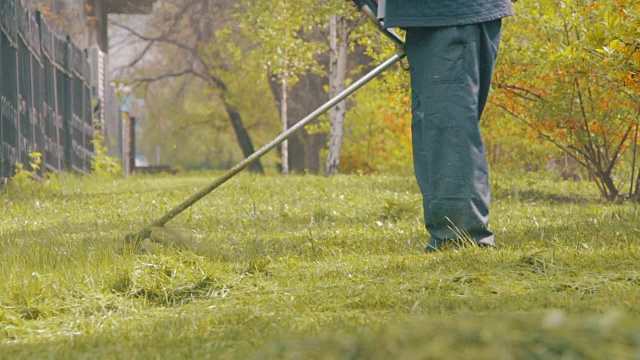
left=351, top=0, right=378, bottom=11
left=349, top=0, right=404, bottom=51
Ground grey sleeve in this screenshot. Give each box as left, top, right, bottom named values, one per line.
left=377, top=0, right=386, bottom=20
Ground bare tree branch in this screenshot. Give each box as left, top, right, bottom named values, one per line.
left=490, top=100, right=590, bottom=170
left=129, top=68, right=204, bottom=84
left=496, top=83, right=543, bottom=101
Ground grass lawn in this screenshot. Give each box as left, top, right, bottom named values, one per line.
left=1, top=169, right=639, bottom=359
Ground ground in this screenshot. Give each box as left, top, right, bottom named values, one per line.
left=1, top=169, right=639, bottom=359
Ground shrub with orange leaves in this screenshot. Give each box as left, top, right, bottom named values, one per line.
left=492, top=0, right=640, bottom=200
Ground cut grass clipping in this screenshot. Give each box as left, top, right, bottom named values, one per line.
left=1, top=170, right=639, bottom=359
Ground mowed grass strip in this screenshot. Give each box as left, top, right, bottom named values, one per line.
left=1, top=170, right=639, bottom=359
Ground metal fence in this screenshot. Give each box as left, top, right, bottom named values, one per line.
left=1, top=0, right=122, bottom=179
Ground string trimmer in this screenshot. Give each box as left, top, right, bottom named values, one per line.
left=126, top=0, right=405, bottom=243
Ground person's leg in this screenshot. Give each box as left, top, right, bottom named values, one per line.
left=405, top=19, right=502, bottom=251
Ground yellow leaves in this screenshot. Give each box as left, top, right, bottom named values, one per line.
left=487, top=0, right=640, bottom=177
left=623, top=72, right=639, bottom=92
left=595, top=91, right=617, bottom=112
left=590, top=121, right=604, bottom=134
left=616, top=8, right=629, bottom=20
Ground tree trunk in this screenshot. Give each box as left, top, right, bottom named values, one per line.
left=600, top=170, right=619, bottom=200
left=222, top=99, right=264, bottom=174
left=325, top=15, right=348, bottom=176
left=630, top=123, right=638, bottom=197
left=267, top=72, right=327, bottom=174
left=306, top=133, right=325, bottom=173
left=281, top=77, right=289, bottom=175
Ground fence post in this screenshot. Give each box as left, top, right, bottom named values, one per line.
left=0, top=2, right=4, bottom=179
left=0, top=1, right=4, bottom=179
left=70, top=39, right=82, bottom=172
left=130, top=116, right=136, bottom=174
left=16, top=0, right=32, bottom=173
left=30, top=9, right=44, bottom=178
left=0, top=0, right=19, bottom=179
left=37, top=11, right=59, bottom=173
left=56, top=35, right=71, bottom=171
left=83, top=52, right=93, bottom=172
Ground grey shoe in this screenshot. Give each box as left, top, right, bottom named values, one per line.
left=425, top=238, right=449, bottom=253
left=425, top=238, right=497, bottom=253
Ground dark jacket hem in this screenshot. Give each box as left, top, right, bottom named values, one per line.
left=383, top=9, right=513, bottom=28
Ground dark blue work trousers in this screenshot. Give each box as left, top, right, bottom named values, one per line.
left=405, top=19, right=502, bottom=250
